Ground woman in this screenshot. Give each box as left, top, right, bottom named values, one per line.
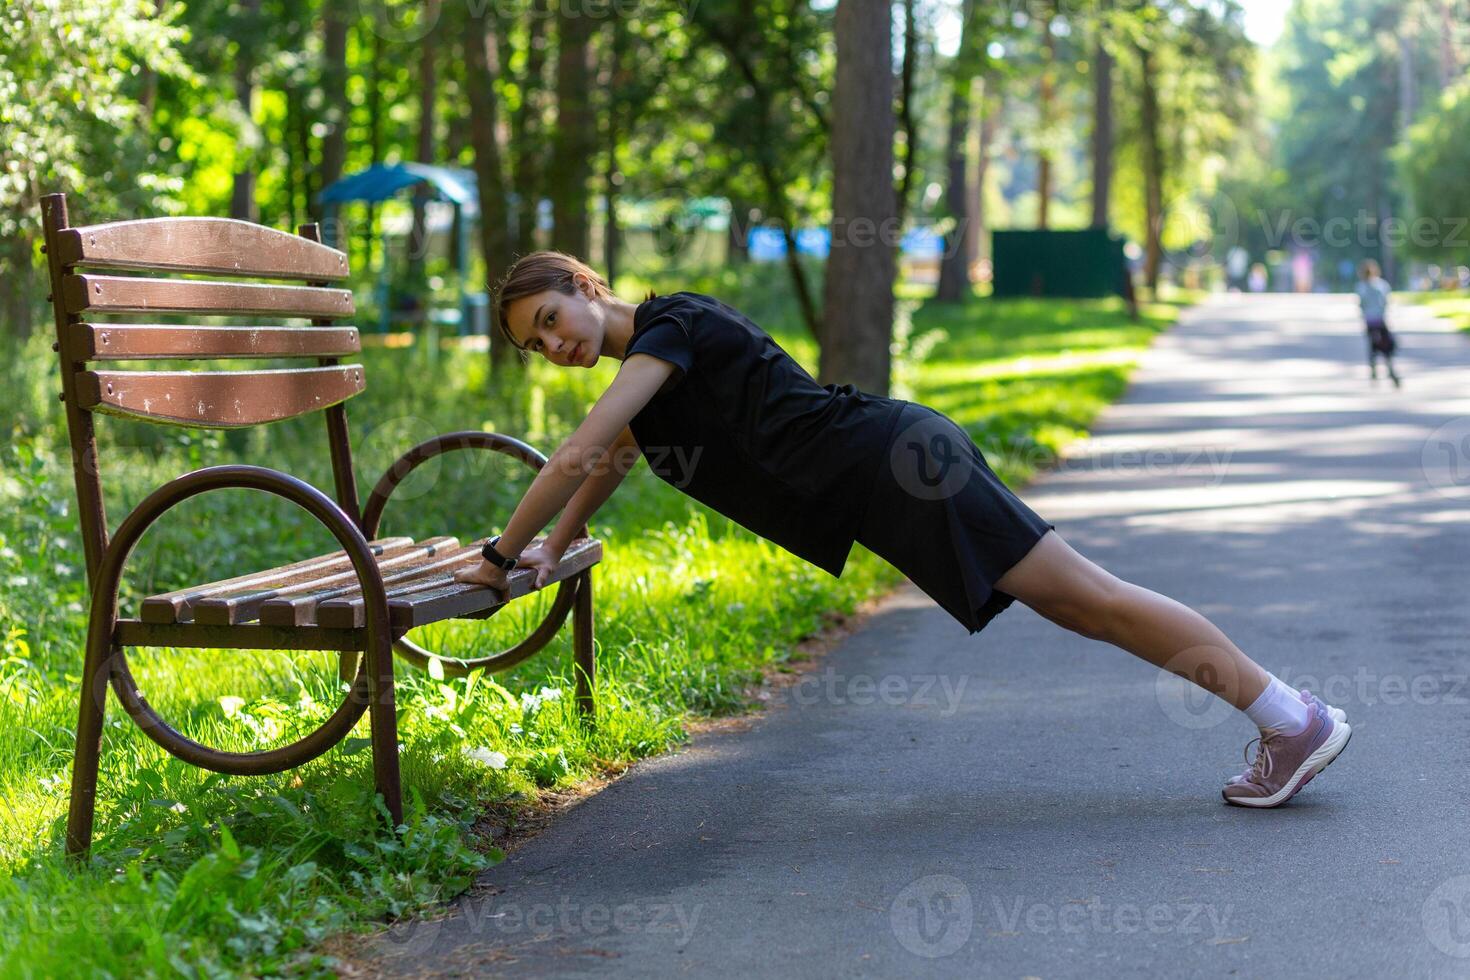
left=453, top=251, right=1352, bottom=808
left=1356, top=258, right=1402, bottom=388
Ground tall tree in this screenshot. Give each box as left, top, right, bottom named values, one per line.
left=937, top=0, right=979, bottom=302
left=686, top=1, right=831, bottom=341
left=508, top=0, right=550, bottom=258
left=1091, top=31, right=1114, bottom=228
left=1036, top=3, right=1056, bottom=229
left=549, top=9, right=594, bottom=257
left=894, top=0, right=919, bottom=231
left=463, top=6, right=516, bottom=372
left=1136, top=36, right=1164, bottom=289
left=318, top=0, right=350, bottom=220
left=230, top=0, right=261, bottom=222
left=820, top=0, right=895, bottom=393
left=409, top=0, right=440, bottom=277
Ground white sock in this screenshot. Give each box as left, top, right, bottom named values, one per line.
left=1243, top=673, right=1312, bottom=735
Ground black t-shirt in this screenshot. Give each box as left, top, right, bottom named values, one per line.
left=624, top=291, right=906, bottom=576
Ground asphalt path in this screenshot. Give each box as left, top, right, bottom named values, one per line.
left=364, top=294, right=1470, bottom=979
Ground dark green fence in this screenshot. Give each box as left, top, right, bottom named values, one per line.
left=991, top=228, right=1130, bottom=299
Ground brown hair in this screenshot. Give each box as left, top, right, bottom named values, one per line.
left=492, top=251, right=614, bottom=353
left=1359, top=258, right=1381, bottom=280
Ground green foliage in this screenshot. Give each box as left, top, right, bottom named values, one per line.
left=1398, top=79, right=1470, bottom=261
left=0, top=0, right=192, bottom=335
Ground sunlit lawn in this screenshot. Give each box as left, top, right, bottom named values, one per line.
left=1404, top=289, right=1470, bottom=333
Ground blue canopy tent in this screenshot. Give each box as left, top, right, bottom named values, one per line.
left=317, top=163, right=486, bottom=335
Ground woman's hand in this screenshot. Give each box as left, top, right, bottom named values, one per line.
left=453, top=558, right=511, bottom=592
left=453, top=540, right=566, bottom=592
left=512, top=540, right=566, bottom=589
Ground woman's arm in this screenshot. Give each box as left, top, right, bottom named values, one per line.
left=487, top=353, right=673, bottom=559
left=540, top=424, right=641, bottom=557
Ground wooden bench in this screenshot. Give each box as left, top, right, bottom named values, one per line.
left=39, top=193, right=602, bottom=857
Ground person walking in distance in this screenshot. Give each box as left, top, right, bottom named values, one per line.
left=1356, top=259, right=1402, bottom=388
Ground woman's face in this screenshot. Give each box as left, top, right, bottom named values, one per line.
left=503, top=279, right=602, bottom=368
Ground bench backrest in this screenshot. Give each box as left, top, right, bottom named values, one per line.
left=39, top=192, right=366, bottom=582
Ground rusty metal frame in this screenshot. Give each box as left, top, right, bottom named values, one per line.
left=64, top=465, right=402, bottom=855
left=360, top=431, right=597, bottom=721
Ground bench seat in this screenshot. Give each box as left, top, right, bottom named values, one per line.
left=134, top=535, right=602, bottom=633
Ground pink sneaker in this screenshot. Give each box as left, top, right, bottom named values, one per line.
left=1300, top=688, right=1346, bottom=725
left=1222, top=696, right=1352, bottom=808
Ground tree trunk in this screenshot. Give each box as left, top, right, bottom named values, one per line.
left=549, top=9, right=594, bottom=257
left=894, top=0, right=918, bottom=232
left=726, top=198, right=753, bottom=263
left=364, top=20, right=384, bottom=267
left=284, top=86, right=301, bottom=228
left=318, top=1, right=349, bottom=221
left=4, top=235, right=33, bottom=339
left=230, top=0, right=260, bottom=222
left=1137, top=41, right=1164, bottom=292
left=1037, top=7, right=1055, bottom=229
left=964, top=82, right=994, bottom=273
left=410, top=1, right=440, bottom=278
left=1090, top=37, right=1113, bottom=229
left=139, top=0, right=162, bottom=118
left=465, top=11, right=516, bottom=372
left=603, top=15, right=626, bottom=283
left=820, top=0, right=896, bottom=394
left=937, top=0, right=976, bottom=303
left=512, top=0, right=549, bottom=257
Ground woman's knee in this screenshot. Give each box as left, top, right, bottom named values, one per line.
left=995, top=532, right=1126, bottom=641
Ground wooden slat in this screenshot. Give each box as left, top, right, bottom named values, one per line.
left=262, top=542, right=482, bottom=627
left=196, top=536, right=460, bottom=626
left=56, top=218, right=349, bottom=281
left=317, top=537, right=603, bottom=630
left=140, top=537, right=414, bottom=624
left=115, top=619, right=369, bottom=652
left=68, top=323, right=361, bottom=361
left=78, top=365, right=366, bottom=428
left=63, top=274, right=354, bottom=319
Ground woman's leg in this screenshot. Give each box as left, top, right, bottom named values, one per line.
left=993, top=530, right=1271, bottom=711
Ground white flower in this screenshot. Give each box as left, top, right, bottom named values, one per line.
left=508, top=723, right=523, bottom=735
left=463, top=746, right=507, bottom=770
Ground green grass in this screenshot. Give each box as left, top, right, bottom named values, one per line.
left=0, top=266, right=1187, bottom=977
left=1404, top=288, right=1470, bottom=333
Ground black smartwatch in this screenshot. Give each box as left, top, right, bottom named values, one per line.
left=480, top=535, right=519, bottom=571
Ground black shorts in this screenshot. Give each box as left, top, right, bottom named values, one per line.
left=854, top=401, right=1055, bottom=635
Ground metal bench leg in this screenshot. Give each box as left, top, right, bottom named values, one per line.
left=365, top=632, right=404, bottom=828
left=66, top=640, right=115, bottom=857
left=573, top=568, right=596, bottom=732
